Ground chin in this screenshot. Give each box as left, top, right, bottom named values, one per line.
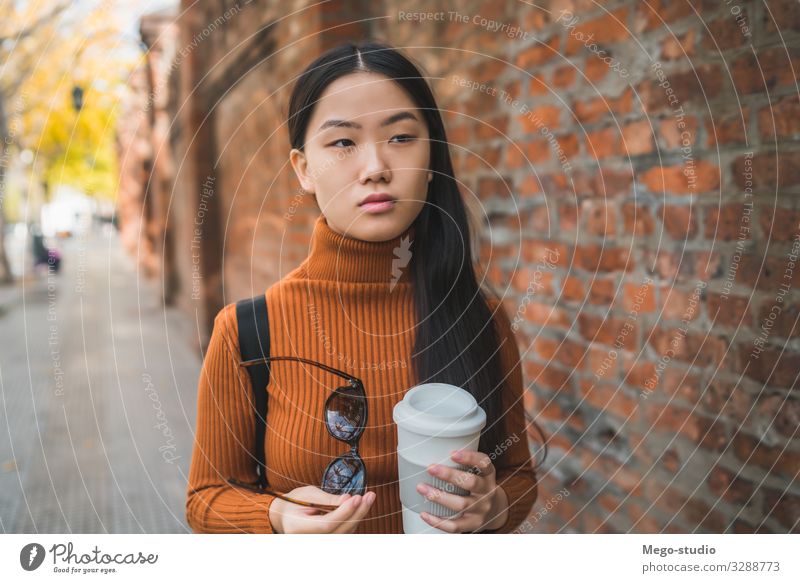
left=353, top=216, right=409, bottom=242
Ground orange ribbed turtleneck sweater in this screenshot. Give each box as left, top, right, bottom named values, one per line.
left=186, top=215, right=538, bottom=533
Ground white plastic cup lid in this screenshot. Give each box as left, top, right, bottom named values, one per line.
left=393, top=382, right=486, bottom=438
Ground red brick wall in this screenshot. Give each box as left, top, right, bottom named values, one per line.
left=159, top=0, right=799, bottom=532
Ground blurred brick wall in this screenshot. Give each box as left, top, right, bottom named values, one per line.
left=117, top=9, right=178, bottom=295
left=159, top=0, right=799, bottom=532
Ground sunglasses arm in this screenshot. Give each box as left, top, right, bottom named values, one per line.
left=238, top=355, right=360, bottom=387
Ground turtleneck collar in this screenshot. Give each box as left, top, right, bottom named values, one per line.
left=302, top=214, right=416, bottom=285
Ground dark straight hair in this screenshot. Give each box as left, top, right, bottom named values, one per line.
left=287, top=41, right=546, bottom=469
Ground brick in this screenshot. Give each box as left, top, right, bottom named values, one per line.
left=524, top=360, right=573, bottom=392
left=516, top=36, right=559, bottom=69
left=759, top=96, right=800, bottom=139
left=707, top=464, right=755, bottom=505
left=553, top=65, right=577, bottom=88
left=478, top=177, right=510, bottom=199
left=622, top=359, right=656, bottom=390
left=575, top=244, right=633, bottom=272
left=660, top=204, right=697, bottom=239
left=732, top=47, right=800, bottom=94
left=573, top=88, right=633, bottom=123
left=520, top=105, right=562, bottom=133
left=579, top=380, right=638, bottom=419
left=731, top=152, right=800, bottom=193
left=583, top=198, right=617, bottom=236
left=733, top=433, right=800, bottom=479
left=704, top=203, right=752, bottom=241
left=660, top=366, right=702, bottom=402
left=529, top=75, right=548, bottom=95
left=759, top=207, right=800, bottom=243
left=756, top=301, right=799, bottom=340
left=584, top=52, right=612, bottom=82
left=641, top=160, right=720, bottom=194
left=622, top=203, right=655, bottom=235
left=660, top=114, right=699, bottom=149
left=702, top=13, right=750, bottom=50
left=740, top=345, right=800, bottom=389
left=522, top=240, right=569, bottom=267
left=706, top=106, right=749, bottom=146
left=564, top=7, right=631, bottom=55
left=578, top=314, right=638, bottom=350
left=592, top=167, right=634, bottom=197
left=644, top=403, right=726, bottom=449
left=669, top=64, right=725, bottom=103
left=475, top=115, right=508, bottom=140
left=707, top=292, right=752, bottom=327
left=519, top=174, right=543, bottom=199
left=659, top=286, right=704, bottom=322
left=735, top=252, right=800, bottom=291
left=562, top=275, right=585, bottom=302
left=585, top=126, right=618, bottom=159
left=647, top=328, right=728, bottom=368
left=764, top=0, right=800, bottom=34
left=701, top=379, right=752, bottom=424
left=634, top=0, right=695, bottom=32
left=534, top=337, right=586, bottom=368
left=621, top=119, right=654, bottom=156
left=522, top=301, right=571, bottom=330
left=556, top=133, right=580, bottom=159
left=588, top=278, right=616, bottom=305
left=661, top=28, right=696, bottom=60
left=623, top=280, right=656, bottom=313
left=762, top=488, right=800, bottom=531
left=755, top=394, right=800, bottom=439
left=559, top=202, right=578, bottom=232
left=588, top=345, right=619, bottom=380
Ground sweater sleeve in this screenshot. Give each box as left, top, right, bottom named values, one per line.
left=185, top=303, right=277, bottom=533
left=481, top=298, right=539, bottom=533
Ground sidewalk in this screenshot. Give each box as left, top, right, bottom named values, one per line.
left=0, top=228, right=201, bottom=533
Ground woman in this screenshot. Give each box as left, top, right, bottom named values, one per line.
left=186, top=41, right=545, bottom=534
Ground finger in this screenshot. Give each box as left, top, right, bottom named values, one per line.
left=331, top=492, right=375, bottom=534
left=416, top=482, right=473, bottom=516
left=427, top=463, right=486, bottom=493
left=419, top=511, right=471, bottom=533
left=451, top=449, right=495, bottom=476
left=304, top=489, right=352, bottom=507
left=305, top=494, right=362, bottom=533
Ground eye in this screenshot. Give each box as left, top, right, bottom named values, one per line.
left=329, top=138, right=356, bottom=148
left=390, top=134, right=416, bottom=144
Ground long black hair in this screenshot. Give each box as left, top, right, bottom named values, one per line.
left=287, top=41, right=546, bottom=470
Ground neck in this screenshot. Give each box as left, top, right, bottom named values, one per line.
left=302, top=215, right=416, bottom=285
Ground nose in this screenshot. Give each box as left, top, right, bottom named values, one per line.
left=358, top=141, right=391, bottom=185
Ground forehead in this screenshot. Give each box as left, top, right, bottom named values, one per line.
left=310, top=72, right=421, bottom=127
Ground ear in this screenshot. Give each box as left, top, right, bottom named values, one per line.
left=289, top=148, right=315, bottom=194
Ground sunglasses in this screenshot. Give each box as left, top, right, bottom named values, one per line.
left=228, top=356, right=368, bottom=513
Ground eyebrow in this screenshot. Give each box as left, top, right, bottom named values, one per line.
left=317, top=111, right=420, bottom=132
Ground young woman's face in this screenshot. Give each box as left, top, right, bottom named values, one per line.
left=290, top=72, right=432, bottom=242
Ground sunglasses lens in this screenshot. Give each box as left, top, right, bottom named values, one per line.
left=325, top=385, right=366, bottom=442
left=322, top=453, right=365, bottom=495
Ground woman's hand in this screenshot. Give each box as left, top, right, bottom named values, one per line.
left=268, top=485, right=376, bottom=534
left=416, top=449, right=509, bottom=533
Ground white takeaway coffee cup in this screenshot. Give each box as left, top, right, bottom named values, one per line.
left=393, top=382, right=486, bottom=533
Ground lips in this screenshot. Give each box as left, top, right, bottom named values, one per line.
left=359, top=193, right=396, bottom=206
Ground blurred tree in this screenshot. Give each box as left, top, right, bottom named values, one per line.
left=0, top=1, right=136, bottom=283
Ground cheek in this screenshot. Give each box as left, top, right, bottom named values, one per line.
left=313, top=156, right=358, bottom=195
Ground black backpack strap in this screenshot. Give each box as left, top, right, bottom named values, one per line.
left=235, top=294, right=270, bottom=489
